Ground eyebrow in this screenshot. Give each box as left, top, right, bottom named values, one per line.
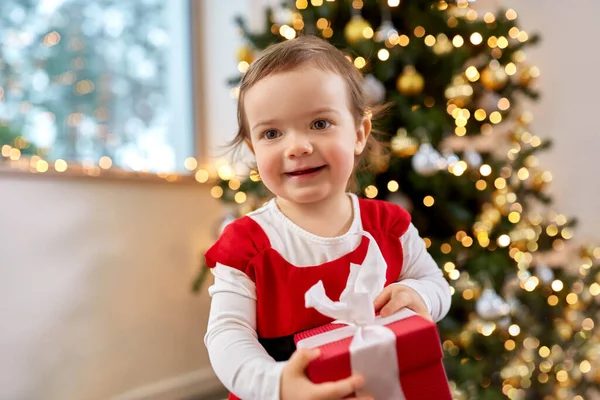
left=251, top=107, right=341, bottom=132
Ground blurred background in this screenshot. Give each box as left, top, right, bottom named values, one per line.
left=0, top=1, right=599, bottom=399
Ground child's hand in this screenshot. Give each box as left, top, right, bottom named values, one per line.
left=374, top=284, right=432, bottom=321
left=280, top=348, right=373, bottom=400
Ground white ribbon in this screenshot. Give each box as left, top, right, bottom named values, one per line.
left=299, top=231, right=409, bottom=400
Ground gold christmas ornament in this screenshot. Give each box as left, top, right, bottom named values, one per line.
left=397, top=66, right=425, bottom=96
left=481, top=62, right=508, bottom=91
left=237, top=45, right=255, bottom=64
left=344, top=15, right=371, bottom=44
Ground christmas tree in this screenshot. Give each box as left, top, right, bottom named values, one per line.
left=198, top=1, right=600, bottom=398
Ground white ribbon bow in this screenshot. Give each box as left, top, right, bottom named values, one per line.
left=300, top=231, right=407, bottom=400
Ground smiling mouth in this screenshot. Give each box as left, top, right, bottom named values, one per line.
left=285, top=165, right=326, bottom=177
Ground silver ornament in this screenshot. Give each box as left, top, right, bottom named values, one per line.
left=364, top=74, right=386, bottom=105
left=412, top=143, right=442, bottom=176
left=476, top=288, right=511, bottom=320
left=464, top=148, right=482, bottom=168
left=535, top=264, right=555, bottom=284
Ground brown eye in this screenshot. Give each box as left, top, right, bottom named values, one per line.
left=264, top=129, right=281, bottom=140
left=311, top=119, right=331, bottom=130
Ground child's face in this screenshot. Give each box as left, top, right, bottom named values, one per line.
left=244, top=66, right=370, bottom=206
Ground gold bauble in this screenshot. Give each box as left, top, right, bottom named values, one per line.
left=391, top=128, right=418, bottom=157
left=344, top=15, right=371, bottom=44
left=237, top=45, right=255, bottom=64
left=481, top=63, right=508, bottom=91
left=397, top=66, right=425, bottom=96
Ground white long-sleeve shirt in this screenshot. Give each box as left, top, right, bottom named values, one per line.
left=204, top=193, right=452, bottom=400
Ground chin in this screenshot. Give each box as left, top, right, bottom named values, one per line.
left=281, top=186, right=341, bottom=205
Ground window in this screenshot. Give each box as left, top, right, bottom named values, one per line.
left=0, top=0, right=195, bottom=174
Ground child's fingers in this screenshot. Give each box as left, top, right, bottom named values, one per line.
left=312, top=374, right=365, bottom=400
left=409, top=300, right=433, bottom=321
left=373, top=286, right=392, bottom=310
left=287, top=348, right=320, bottom=373
left=379, top=291, right=410, bottom=317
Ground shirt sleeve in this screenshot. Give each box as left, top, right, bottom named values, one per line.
left=204, top=263, right=286, bottom=400
left=393, top=223, right=452, bottom=322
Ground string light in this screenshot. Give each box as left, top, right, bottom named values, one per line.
left=465, top=66, right=480, bottom=82
left=551, top=280, right=564, bottom=292
left=228, top=178, right=241, bottom=190
left=296, top=0, right=308, bottom=9
left=452, top=35, right=464, bottom=47
left=55, top=159, right=68, bottom=172
left=238, top=61, right=249, bottom=73
left=9, top=148, right=21, bottom=160
left=506, top=9, right=518, bottom=20
left=470, top=33, right=483, bottom=45
left=516, top=31, right=529, bottom=43
left=377, top=49, right=390, bottom=61
left=505, top=63, right=517, bottom=75
left=497, top=36, right=509, bottom=49
left=398, top=35, right=410, bottom=46
left=365, top=185, right=378, bottom=198
left=99, top=156, right=112, bottom=170
left=497, top=234, right=511, bottom=247
left=234, top=191, right=247, bottom=204
left=354, top=57, right=367, bottom=68
left=195, top=169, right=209, bottom=183
left=43, top=31, right=61, bottom=46
left=211, top=186, right=224, bottom=198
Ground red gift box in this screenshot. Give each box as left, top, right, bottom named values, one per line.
left=294, top=311, right=452, bottom=400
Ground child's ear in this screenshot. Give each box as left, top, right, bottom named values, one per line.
left=354, top=116, right=372, bottom=155
left=245, top=138, right=255, bottom=154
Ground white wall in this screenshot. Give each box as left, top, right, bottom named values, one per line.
left=0, top=177, right=225, bottom=400
left=1, top=1, right=599, bottom=400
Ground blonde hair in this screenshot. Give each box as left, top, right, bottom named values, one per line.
left=230, top=35, right=388, bottom=191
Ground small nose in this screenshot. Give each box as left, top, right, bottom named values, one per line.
left=285, top=134, right=313, bottom=158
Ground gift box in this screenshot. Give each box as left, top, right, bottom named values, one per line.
left=294, top=310, right=452, bottom=400
left=295, top=231, right=451, bottom=400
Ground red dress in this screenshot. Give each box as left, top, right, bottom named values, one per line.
left=205, top=198, right=411, bottom=400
